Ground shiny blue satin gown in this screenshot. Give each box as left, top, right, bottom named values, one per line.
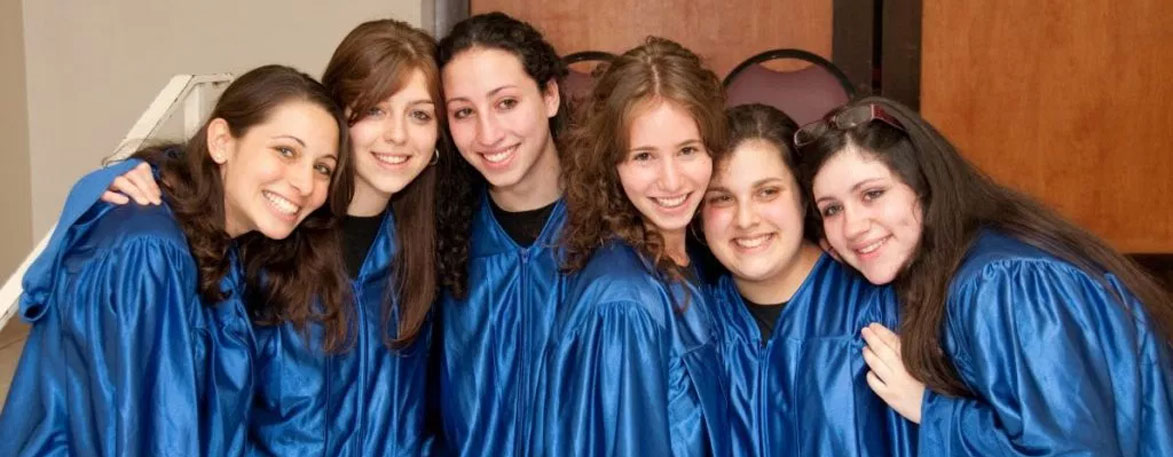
left=0, top=160, right=256, bottom=456
left=918, top=230, right=1173, bottom=456
left=434, top=193, right=569, bottom=456
left=532, top=241, right=729, bottom=457
left=708, top=254, right=917, bottom=457
left=249, top=211, right=433, bottom=457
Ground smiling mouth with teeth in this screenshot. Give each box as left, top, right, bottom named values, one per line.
left=733, top=233, right=773, bottom=249
left=263, top=190, right=301, bottom=217
left=856, top=237, right=888, bottom=255
left=373, top=152, right=410, bottom=165
left=483, top=145, right=518, bottom=164
left=652, top=194, right=688, bottom=208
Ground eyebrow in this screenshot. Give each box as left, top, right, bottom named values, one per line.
left=814, top=177, right=884, bottom=205
left=408, top=99, right=436, bottom=107
left=273, top=134, right=306, bottom=147
left=630, top=138, right=703, bottom=153
left=706, top=177, right=785, bottom=194
left=445, top=85, right=519, bottom=105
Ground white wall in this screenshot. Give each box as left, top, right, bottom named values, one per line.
left=0, top=0, right=32, bottom=279
left=21, top=0, right=425, bottom=239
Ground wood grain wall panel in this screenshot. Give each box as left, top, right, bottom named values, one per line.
left=470, top=0, right=832, bottom=78
left=921, top=0, right=1173, bottom=253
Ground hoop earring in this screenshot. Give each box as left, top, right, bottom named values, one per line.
left=430, top=148, right=440, bottom=166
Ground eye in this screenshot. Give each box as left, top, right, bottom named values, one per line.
left=820, top=203, right=842, bottom=218
left=705, top=193, right=733, bottom=206
left=496, top=98, right=519, bottom=110
left=366, top=106, right=386, bottom=118
left=680, top=145, right=700, bottom=156
left=630, top=151, right=653, bottom=162
left=451, top=107, right=473, bottom=120
left=863, top=188, right=885, bottom=201
left=314, top=163, right=334, bottom=176
left=410, top=109, right=434, bottom=122
left=276, top=146, right=296, bottom=158
left=756, top=186, right=781, bottom=201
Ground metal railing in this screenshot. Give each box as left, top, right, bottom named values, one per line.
left=0, top=73, right=233, bottom=331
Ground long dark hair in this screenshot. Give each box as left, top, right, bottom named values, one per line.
left=133, top=64, right=355, bottom=352
left=796, top=96, right=1173, bottom=396
left=322, top=18, right=442, bottom=348
left=561, top=37, right=727, bottom=282
left=434, top=12, right=568, bottom=299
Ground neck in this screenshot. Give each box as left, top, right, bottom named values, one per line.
left=488, top=136, right=562, bottom=211
left=660, top=227, right=690, bottom=267
left=347, top=179, right=391, bottom=217
left=223, top=199, right=246, bottom=238
left=735, top=242, right=822, bottom=304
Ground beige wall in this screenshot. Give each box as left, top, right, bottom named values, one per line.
left=22, top=0, right=425, bottom=239
left=0, top=0, right=32, bottom=279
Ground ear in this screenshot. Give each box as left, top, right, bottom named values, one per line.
left=541, top=78, right=561, bottom=119
left=206, top=118, right=232, bottom=164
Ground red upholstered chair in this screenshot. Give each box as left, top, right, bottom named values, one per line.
left=562, top=51, right=616, bottom=110
left=723, top=49, right=855, bottom=126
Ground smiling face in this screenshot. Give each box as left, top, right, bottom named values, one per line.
left=442, top=47, right=560, bottom=196
left=702, top=139, right=808, bottom=283
left=214, top=99, right=340, bottom=240
left=346, top=68, right=438, bottom=214
left=616, top=100, right=713, bottom=239
left=811, top=143, right=923, bottom=285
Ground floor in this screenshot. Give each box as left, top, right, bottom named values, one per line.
left=0, top=320, right=30, bottom=410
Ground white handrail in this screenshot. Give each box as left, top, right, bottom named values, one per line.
left=0, top=73, right=233, bottom=331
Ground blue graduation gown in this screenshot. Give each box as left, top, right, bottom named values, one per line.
left=435, top=193, right=569, bottom=456
left=708, top=254, right=917, bottom=457
left=918, top=230, right=1173, bottom=456
left=249, top=211, right=433, bottom=457
left=0, top=161, right=256, bottom=456
left=532, top=241, right=730, bottom=457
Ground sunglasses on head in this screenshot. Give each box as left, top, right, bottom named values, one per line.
left=794, top=104, right=907, bottom=150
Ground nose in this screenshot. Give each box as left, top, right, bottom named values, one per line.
left=475, top=112, right=504, bottom=146
left=734, top=198, right=758, bottom=229
left=384, top=114, right=407, bottom=145
left=658, top=156, right=683, bottom=192
left=843, top=204, right=870, bottom=240
left=288, top=161, right=315, bottom=198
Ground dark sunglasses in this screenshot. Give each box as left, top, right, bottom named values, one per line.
left=793, top=104, right=906, bottom=149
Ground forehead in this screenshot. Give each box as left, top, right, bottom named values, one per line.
left=712, top=139, right=791, bottom=187
left=628, top=100, right=700, bottom=146
left=387, top=68, right=434, bottom=100
left=812, top=144, right=892, bottom=195
left=441, top=47, right=534, bottom=98
left=247, top=100, right=339, bottom=156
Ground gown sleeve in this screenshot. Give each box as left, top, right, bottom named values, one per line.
left=535, top=300, right=673, bottom=456
left=2, top=236, right=203, bottom=457
left=917, top=259, right=1173, bottom=456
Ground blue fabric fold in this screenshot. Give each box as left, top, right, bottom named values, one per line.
left=248, top=210, right=434, bottom=457
left=708, top=254, right=917, bottom=457
left=916, top=230, right=1173, bottom=456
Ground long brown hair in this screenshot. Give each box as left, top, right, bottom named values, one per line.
left=321, top=18, right=442, bottom=348
left=561, top=37, right=727, bottom=280
left=796, top=96, right=1173, bottom=396
left=133, top=64, right=355, bottom=352
left=434, top=12, right=569, bottom=299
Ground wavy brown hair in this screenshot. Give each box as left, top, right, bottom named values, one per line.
left=796, top=96, right=1173, bottom=396
left=435, top=12, right=568, bottom=299
left=322, top=18, right=443, bottom=348
left=132, top=64, right=355, bottom=352
left=561, top=37, right=727, bottom=281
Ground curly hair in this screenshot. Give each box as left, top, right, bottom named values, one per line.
left=321, top=18, right=442, bottom=348
left=132, top=65, right=355, bottom=352
left=434, top=12, right=568, bottom=298
left=560, top=37, right=726, bottom=282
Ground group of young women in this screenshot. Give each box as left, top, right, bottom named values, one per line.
left=1, top=10, right=1170, bottom=457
